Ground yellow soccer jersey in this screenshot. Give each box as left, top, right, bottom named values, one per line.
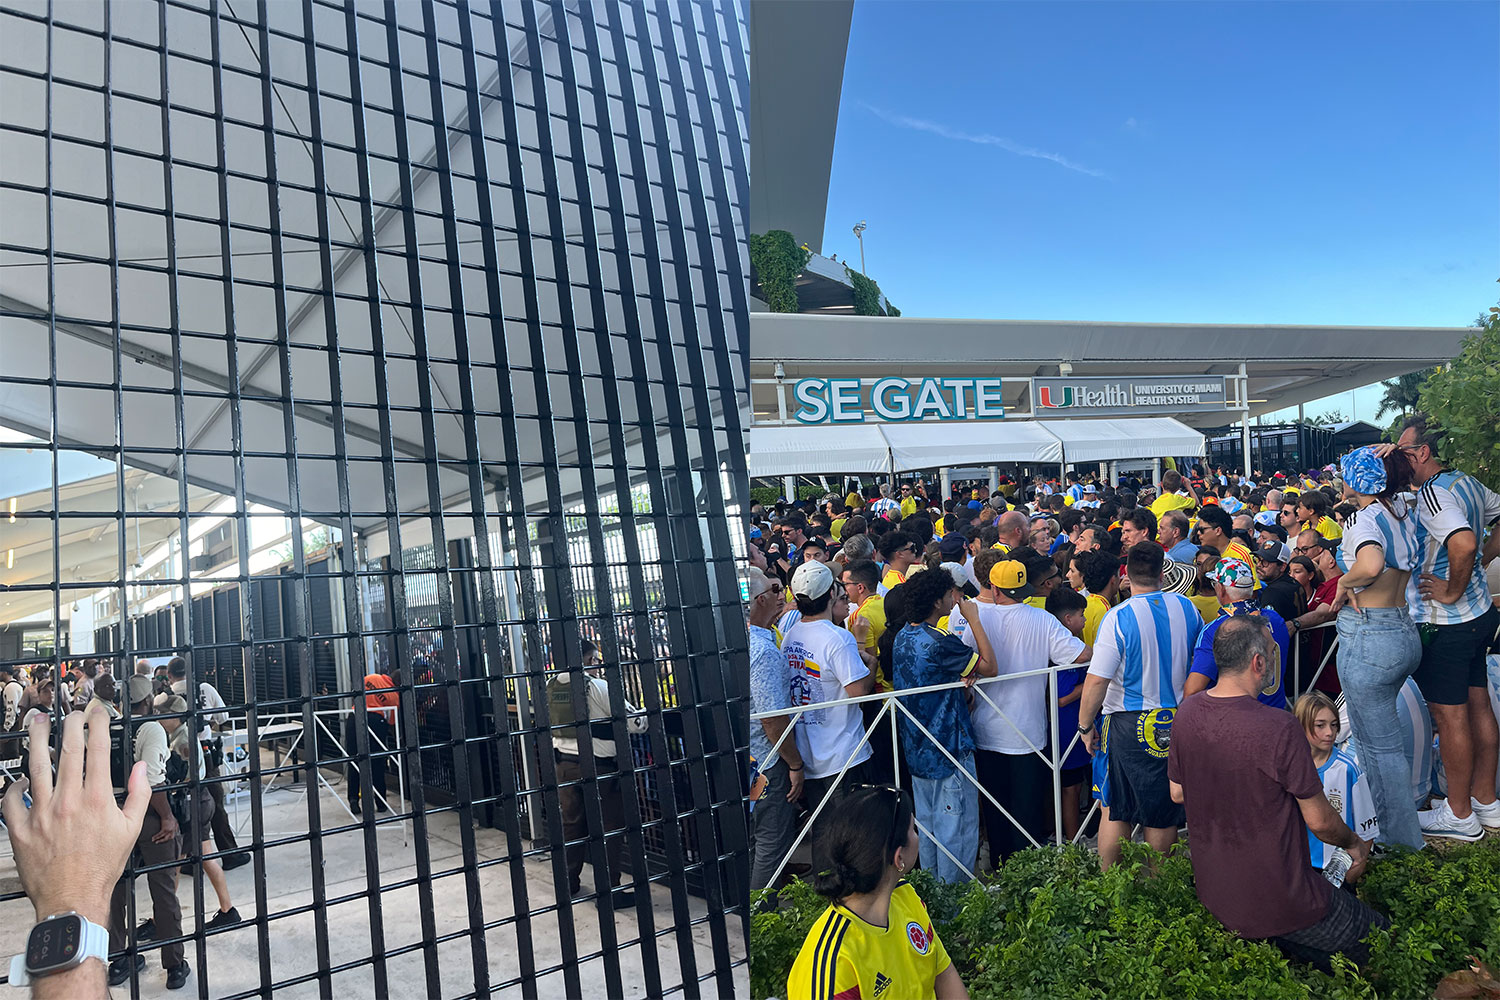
left=851, top=596, right=889, bottom=691
left=1149, top=492, right=1196, bottom=521
left=786, top=883, right=951, bottom=1000
left=1224, top=539, right=1262, bottom=588
left=1306, top=515, right=1343, bottom=541
left=900, top=497, right=919, bottom=518
left=882, top=568, right=907, bottom=591
left=1082, top=592, right=1111, bottom=646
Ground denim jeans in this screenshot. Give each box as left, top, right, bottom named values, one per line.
left=1337, top=606, right=1424, bottom=849
left=912, top=752, right=979, bottom=882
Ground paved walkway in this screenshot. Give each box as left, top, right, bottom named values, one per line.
left=0, top=771, right=746, bottom=998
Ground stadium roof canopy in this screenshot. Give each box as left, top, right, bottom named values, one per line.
left=751, top=313, right=1471, bottom=429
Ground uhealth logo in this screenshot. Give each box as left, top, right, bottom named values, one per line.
left=1037, top=386, right=1074, bottom=408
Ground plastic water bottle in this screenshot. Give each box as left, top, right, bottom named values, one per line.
left=1323, top=846, right=1351, bottom=887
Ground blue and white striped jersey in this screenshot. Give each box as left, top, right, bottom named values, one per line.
left=1337, top=676, right=1434, bottom=806
left=1308, top=748, right=1378, bottom=868
left=1412, top=471, right=1500, bottom=625
left=1335, top=495, right=1420, bottom=591
left=1085, top=590, right=1202, bottom=715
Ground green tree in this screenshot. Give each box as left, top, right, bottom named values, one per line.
left=1375, top=367, right=1435, bottom=420
left=1306, top=409, right=1347, bottom=427
left=1414, top=301, right=1500, bottom=490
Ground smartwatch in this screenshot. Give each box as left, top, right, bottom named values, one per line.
left=8, top=912, right=109, bottom=986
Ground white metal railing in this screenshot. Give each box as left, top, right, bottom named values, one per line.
left=752, top=617, right=1340, bottom=883
left=220, top=707, right=410, bottom=844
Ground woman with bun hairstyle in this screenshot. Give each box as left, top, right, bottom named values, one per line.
left=786, top=785, right=969, bottom=1000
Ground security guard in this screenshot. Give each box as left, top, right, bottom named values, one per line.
left=548, top=639, right=648, bottom=905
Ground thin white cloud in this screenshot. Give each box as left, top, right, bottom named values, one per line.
left=1124, top=116, right=1138, bottom=129
left=862, top=103, right=1108, bottom=179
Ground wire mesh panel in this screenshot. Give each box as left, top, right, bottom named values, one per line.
left=0, top=0, right=751, bottom=996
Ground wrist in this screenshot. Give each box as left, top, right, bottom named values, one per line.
left=32, top=896, right=110, bottom=929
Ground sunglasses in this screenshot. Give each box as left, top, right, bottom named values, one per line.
left=853, top=783, right=906, bottom=851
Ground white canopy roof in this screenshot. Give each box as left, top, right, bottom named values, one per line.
left=749, top=417, right=1202, bottom=476
left=883, top=421, right=1062, bottom=472
left=749, top=424, right=892, bottom=477
left=1038, top=417, right=1205, bottom=463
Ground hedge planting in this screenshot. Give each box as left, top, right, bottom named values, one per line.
left=751, top=839, right=1500, bottom=1000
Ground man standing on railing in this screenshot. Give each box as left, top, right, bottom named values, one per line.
left=1078, top=542, right=1203, bottom=870
left=747, top=568, right=806, bottom=894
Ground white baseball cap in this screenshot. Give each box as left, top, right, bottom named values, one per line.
left=790, top=560, right=834, bottom=600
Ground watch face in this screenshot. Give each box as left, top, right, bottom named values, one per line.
left=27, top=915, right=83, bottom=972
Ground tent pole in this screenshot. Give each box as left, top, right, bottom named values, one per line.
left=1239, top=362, right=1252, bottom=475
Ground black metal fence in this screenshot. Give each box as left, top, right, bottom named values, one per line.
left=0, top=0, right=751, bottom=996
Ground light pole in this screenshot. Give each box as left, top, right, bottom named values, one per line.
left=852, top=220, right=867, bottom=274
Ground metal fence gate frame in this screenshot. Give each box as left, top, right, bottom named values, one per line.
left=0, top=0, right=752, bottom=996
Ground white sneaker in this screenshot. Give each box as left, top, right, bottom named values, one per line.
left=1417, top=798, right=1484, bottom=840
left=1471, top=797, right=1500, bottom=831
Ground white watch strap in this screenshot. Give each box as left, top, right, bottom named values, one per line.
left=79, top=918, right=109, bottom=966
left=7, top=916, right=109, bottom=988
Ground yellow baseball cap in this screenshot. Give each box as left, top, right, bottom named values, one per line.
left=989, top=559, right=1035, bottom=599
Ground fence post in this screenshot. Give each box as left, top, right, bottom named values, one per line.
left=1050, top=665, right=1063, bottom=846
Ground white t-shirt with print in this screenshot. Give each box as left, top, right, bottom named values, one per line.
left=783, top=618, right=872, bottom=780
left=949, top=601, right=1084, bottom=754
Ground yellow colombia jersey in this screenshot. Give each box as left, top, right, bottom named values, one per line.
left=1307, top=515, right=1343, bottom=541
left=786, top=882, right=951, bottom=1000
left=1224, top=539, right=1262, bottom=588
left=1082, top=592, right=1111, bottom=646
left=1149, top=492, right=1196, bottom=521
left=882, top=568, right=907, bottom=591
left=851, top=596, right=888, bottom=690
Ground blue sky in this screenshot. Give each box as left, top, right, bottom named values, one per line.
left=819, top=0, right=1498, bottom=423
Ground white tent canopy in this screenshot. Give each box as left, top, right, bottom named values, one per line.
left=883, top=421, right=1062, bottom=472
left=1037, top=417, right=1205, bottom=464
left=749, top=417, right=1203, bottom=477
left=749, top=424, right=893, bottom=477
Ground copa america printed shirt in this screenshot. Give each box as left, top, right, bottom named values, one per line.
left=1086, top=591, right=1202, bottom=716
left=1411, top=471, right=1500, bottom=625
left=782, top=618, right=872, bottom=780
left=786, top=882, right=951, bottom=1000
left=1308, top=748, right=1378, bottom=869
left=1336, top=495, right=1420, bottom=591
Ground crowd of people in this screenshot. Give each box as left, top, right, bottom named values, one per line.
left=2, top=655, right=250, bottom=990
left=751, top=412, right=1500, bottom=996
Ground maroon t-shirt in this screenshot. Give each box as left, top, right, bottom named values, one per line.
left=1168, top=692, right=1331, bottom=939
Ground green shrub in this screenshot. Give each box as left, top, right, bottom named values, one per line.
left=749, top=230, right=811, bottom=313
left=751, top=839, right=1500, bottom=1000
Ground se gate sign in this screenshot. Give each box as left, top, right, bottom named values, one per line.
left=793, top=377, right=1005, bottom=424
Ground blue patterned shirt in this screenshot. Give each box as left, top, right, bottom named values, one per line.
left=892, top=624, right=978, bottom=780
left=748, top=624, right=791, bottom=769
